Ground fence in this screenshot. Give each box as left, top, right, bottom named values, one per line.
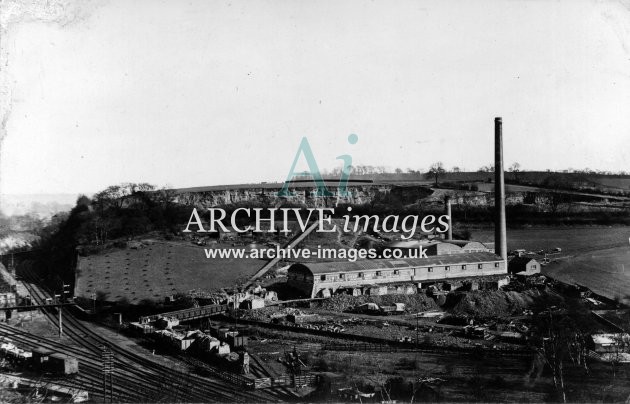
left=254, top=374, right=319, bottom=389
left=139, top=304, right=228, bottom=323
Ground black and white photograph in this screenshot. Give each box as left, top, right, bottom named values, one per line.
left=1, top=0, right=629, bottom=402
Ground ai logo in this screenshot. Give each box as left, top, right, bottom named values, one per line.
left=277, top=134, right=358, bottom=198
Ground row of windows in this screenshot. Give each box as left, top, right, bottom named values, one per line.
left=318, top=262, right=502, bottom=281
left=321, top=270, right=405, bottom=281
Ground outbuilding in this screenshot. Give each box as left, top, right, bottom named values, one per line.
left=508, top=257, right=540, bottom=276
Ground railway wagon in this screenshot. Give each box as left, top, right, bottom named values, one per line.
left=209, top=325, right=249, bottom=349
left=2, top=348, right=32, bottom=366
left=31, top=347, right=54, bottom=371
left=47, top=353, right=79, bottom=375
left=204, top=350, right=250, bottom=374
left=227, top=335, right=248, bottom=349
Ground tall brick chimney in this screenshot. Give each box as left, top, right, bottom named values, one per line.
left=445, top=196, right=452, bottom=241
left=494, top=117, right=507, bottom=262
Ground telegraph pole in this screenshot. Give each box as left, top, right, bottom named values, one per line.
left=58, top=307, right=63, bottom=338
left=57, top=283, right=71, bottom=338
left=54, top=291, right=63, bottom=338
left=416, top=312, right=419, bottom=349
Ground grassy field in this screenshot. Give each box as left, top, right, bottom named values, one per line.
left=75, top=241, right=266, bottom=303
left=544, top=247, right=630, bottom=304
left=472, top=226, right=630, bottom=303
left=472, top=226, right=630, bottom=255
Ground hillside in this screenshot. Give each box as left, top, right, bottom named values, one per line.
left=174, top=171, right=630, bottom=196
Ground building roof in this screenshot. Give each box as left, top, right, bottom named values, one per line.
left=461, top=241, right=490, bottom=250
left=290, top=252, right=503, bottom=275
left=509, top=256, right=537, bottom=264
left=423, top=242, right=461, bottom=254
left=386, top=240, right=491, bottom=252
left=508, top=256, right=540, bottom=275
left=427, top=240, right=492, bottom=251
left=508, top=256, right=538, bottom=267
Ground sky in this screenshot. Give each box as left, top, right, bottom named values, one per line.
left=1, top=0, right=630, bottom=195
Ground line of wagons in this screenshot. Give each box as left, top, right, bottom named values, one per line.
left=1, top=339, right=79, bottom=376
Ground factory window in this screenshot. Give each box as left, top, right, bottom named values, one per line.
left=376, top=271, right=382, bottom=277
left=494, top=262, right=500, bottom=267
left=393, top=270, right=399, bottom=275
left=461, top=265, right=466, bottom=270
left=478, top=264, right=483, bottom=269
left=532, top=265, right=537, bottom=269
left=358, top=272, right=364, bottom=278
left=320, top=275, right=326, bottom=281
left=445, top=266, right=450, bottom=271
left=427, top=267, right=433, bottom=272
left=339, top=273, right=345, bottom=279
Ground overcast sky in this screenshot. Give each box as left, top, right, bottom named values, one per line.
left=1, top=0, right=630, bottom=195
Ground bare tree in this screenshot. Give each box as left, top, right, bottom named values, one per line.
left=426, top=162, right=446, bottom=186
left=508, top=162, right=521, bottom=182
left=477, top=164, right=494, bottom=173
left=537, top=309, right=590, bottom=403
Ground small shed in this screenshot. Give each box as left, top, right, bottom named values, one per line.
left=508, top=257, right=540, bottom=276
left=239, top=297, right=265, bottom=310
left=591, top=333, right=630, bottom=354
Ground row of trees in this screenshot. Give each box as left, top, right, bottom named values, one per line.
left=322, top=162, right=630, bottom=181
left=29, top=183, right=195, bottom=287
left=425, top=161, right=521, bottom=186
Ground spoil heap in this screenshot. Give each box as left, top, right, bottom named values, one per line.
left=445, top=288, right=564, bottom=318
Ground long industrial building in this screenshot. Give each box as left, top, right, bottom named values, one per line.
left=287, top=117, right=510, bottom=298
left=288, top=252, right=506, bottom=298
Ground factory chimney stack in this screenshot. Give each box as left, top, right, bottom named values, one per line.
left=494, top=117, right=507, bottom=262
left=445, top=196, right=453, bottom=241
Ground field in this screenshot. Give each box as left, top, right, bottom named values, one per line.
left=544, top=247, right=630, bottom=304
left=75, top=241, right=266, bottom=303
left=472, top=226, right=630, bottom=303
left=471, top=226, right=629, bottom=255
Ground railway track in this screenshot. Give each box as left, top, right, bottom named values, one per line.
left=248, top=353, right=300, bottom=399
left=0, top=323, right=139, bottom=402
left=225, top=315, right=535, bottom=359
left=17, top=270, right=286, bottom=402
left=18, top=278, right=200, bottom=401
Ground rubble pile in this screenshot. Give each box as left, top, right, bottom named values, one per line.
left=315, top=293, right=439, bottom=313
left=446, top=288, right=564, bottom=318
left=242, top=306, right=306, bottom=321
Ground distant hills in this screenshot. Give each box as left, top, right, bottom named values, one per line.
left=0, top=193, right=78, bottom=218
